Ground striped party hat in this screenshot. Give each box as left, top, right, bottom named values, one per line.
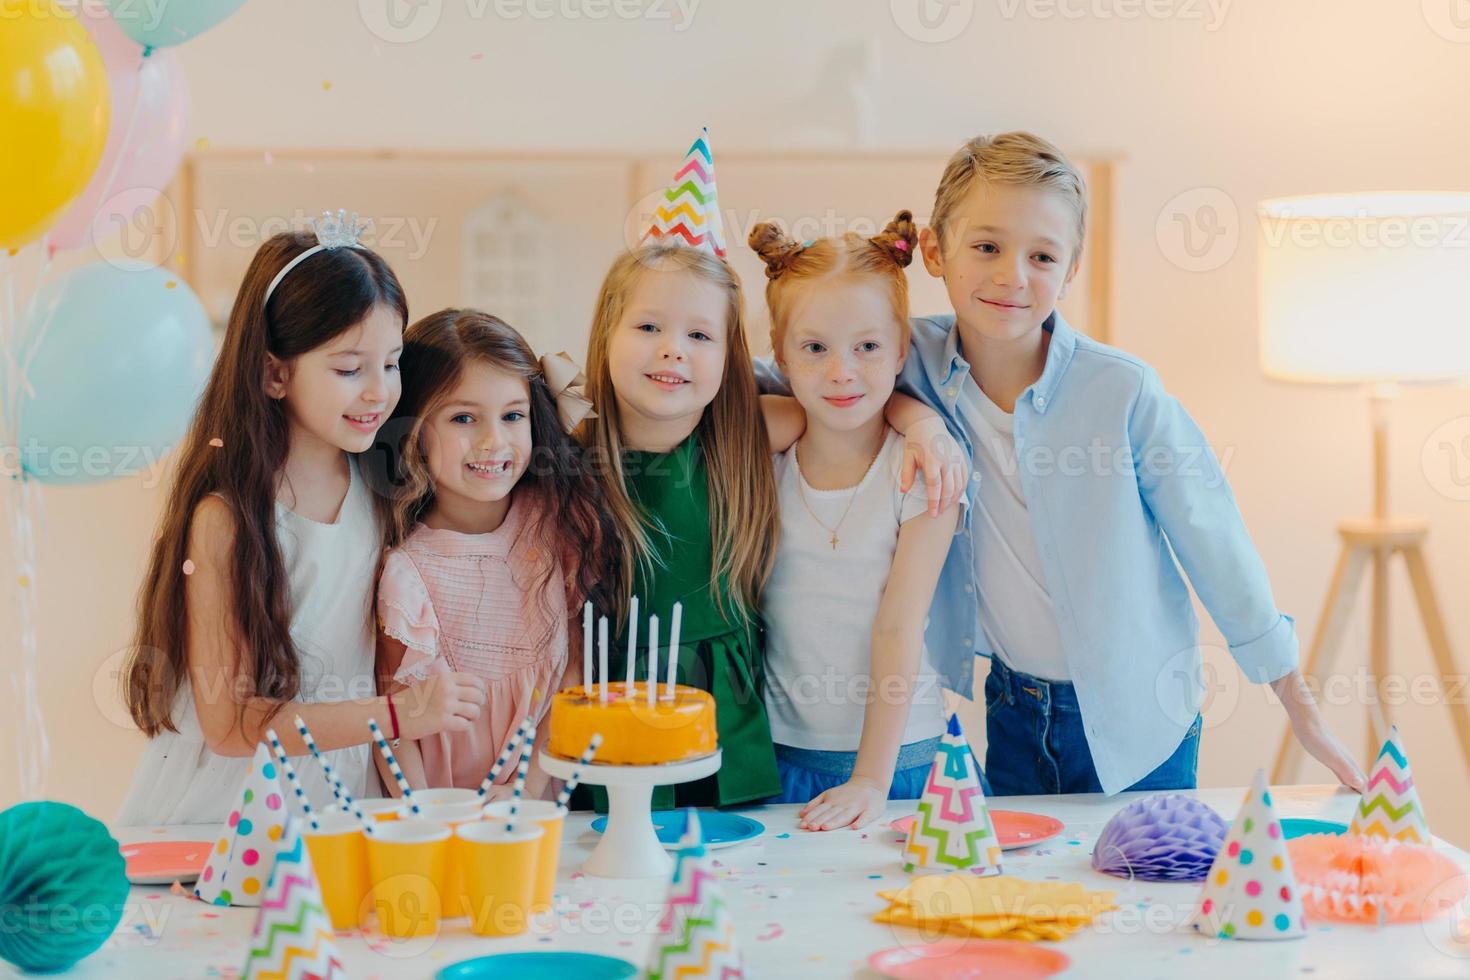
left=647, top=810, right=742, bottom=979
left=902, top=713, right=1002, bottom=875
left=642, top=127, right=727, bottom=257
left=1350, top=726, right=1430, bottom=845
left=242, top=815, right=345, bottom=979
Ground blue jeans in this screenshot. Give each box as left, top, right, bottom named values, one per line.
left=770, top=738, right=939, bottom=804
left=983, top=657, right=1201, bottom=796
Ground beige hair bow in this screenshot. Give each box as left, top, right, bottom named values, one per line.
left=539, top=351, right=597, bottom=433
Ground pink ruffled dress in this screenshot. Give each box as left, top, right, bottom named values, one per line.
left=376, top=495, right=569, bottom=790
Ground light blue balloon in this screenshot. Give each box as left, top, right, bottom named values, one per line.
left=104, top=0, right=252, bottom=49
left=9, top=261, right=213, bottom=485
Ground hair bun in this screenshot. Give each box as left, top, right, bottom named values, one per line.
left=747, top=222, right=803, bottom=280
left=870, top=209, right=918, bottom=269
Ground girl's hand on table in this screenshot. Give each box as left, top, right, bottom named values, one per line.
left=798, top=777, right=888, bottom=831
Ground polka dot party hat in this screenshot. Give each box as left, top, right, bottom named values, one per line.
left=195, top=741, right=291, bottom=907
left=1192, top=769, right=1305, bottom=940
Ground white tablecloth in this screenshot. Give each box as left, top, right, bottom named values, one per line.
left=92, top=785, right=1470, bottom=979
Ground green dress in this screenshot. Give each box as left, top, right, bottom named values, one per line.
left=602, top=431, right=781, bottom=810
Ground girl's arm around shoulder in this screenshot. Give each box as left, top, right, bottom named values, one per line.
left=760, top=394, right=805, bottom=452
left=884, top=393, right=969, bottom=518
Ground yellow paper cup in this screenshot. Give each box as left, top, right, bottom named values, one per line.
left=328, top=798, right=408, bottom=823
left=302, top=811, right=371, bottom=930
left=417, top=801, right=484, bottom=920
left=455, top=821, right=543, bottom=937
left=416, top=788, right=482, bottom=808
left=483, top=800, right=565, bottom=911
left=365, top=819, right=451, bottom=939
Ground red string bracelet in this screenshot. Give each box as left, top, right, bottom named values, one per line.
left=386, top=690, right=401, bottom=745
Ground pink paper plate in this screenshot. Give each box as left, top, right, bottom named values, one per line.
left=869, top=940, right=1071, bottom=979
left=889, top=809, right=1064, bottom=850
left=120, top=840, right=212, bottom=884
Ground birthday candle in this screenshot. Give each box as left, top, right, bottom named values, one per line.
left=647, top=614, right=660, bottom=708
left=598, top=615, right=609, bottom=704
left=265, top=728, right=318, bottom=831
left=625, top=595, right=639, bottom=696
left=582, top=601, right=593, bottom=695
left=664, top=601, right=683, bottom=699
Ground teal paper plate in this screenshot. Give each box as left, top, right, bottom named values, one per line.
left=591, top=809, right=763, bottom=848
left=437, top=952, right=637, bottom=979
left=1281, top=817, right=1348, bottom=839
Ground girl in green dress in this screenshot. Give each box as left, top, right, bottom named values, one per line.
left=579, top=241, right=796, bottom=808
left=577, top=241, right=965, bottom=809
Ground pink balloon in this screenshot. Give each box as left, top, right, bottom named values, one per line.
left=49, top=12, right=190, bottom=253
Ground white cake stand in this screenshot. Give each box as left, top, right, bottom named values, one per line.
left=539, top=748, right=722, bottom=879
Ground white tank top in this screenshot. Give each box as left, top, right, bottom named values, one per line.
left=116, top=456, right=383, bottom=826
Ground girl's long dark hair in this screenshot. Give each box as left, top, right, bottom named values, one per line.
left=382, top=309, right=614, bottom=616
left=124, top=231, right=408, bottom=737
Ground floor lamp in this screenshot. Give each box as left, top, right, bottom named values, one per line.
left=1259, top=192, right=1470, bottom=782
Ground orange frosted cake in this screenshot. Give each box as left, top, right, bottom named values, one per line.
left=548, top=682, right=718, bottom=765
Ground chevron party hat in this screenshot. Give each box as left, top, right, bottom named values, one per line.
left=1192, top=769, right=1305, bottom=940
left=1350, top=725, right=1430, bottom=844
left=641, top=127, right=727, bottom=257
left=243, top=815, right=346, bottom=980
left=647, top=810, right=742, bottom=979
left=902, top=713, right=1002, bottom=875
left=196, top=742, right=291, bottom=907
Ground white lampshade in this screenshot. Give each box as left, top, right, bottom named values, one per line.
left=1258, top=192, right=1470, bottom=383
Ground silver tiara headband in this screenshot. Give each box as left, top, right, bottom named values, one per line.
left=263, top=210, right=373, bottom=305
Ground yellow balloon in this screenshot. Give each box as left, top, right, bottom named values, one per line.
left=0, top=0, right=111, bottom=250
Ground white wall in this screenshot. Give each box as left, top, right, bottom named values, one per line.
left=4, top=0, right=1469, bottom=843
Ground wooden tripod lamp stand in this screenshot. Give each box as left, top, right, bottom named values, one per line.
left=1257, top=192, right=1470, bottom=782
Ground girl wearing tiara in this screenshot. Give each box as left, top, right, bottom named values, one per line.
left=750, top=211, right=958, bottom=830
left=373, top=309, right=614, bottom=799
left=118, top=220, right=488, bottom=826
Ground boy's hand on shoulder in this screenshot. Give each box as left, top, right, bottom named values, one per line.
left=798, top=776, right=888, bottom=831
left=900, top=416, right=969, bottom=517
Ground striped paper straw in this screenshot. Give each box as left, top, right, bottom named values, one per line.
left=505, top=724, right=536, bottom=833
left=294, top=715, right=375, bottom=836
left=478, top=716, right=530, bottom=797
left=553, top=733, right=603, bottom=812
left=368, top=718, right=421, bottom=815
left=264, top=727, right=318, bottom=831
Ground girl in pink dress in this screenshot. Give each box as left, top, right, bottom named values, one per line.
left=375, top=308, right=613, bottom=799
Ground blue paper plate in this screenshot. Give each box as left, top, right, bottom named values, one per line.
left=1281, top=817, right=1348, bottom=839
left=590, top=809, right=764, bottom=849
left=437, top=953, right=637, bottom=979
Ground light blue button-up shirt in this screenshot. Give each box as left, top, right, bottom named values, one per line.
left=757, top=309, right=1300, bottom=793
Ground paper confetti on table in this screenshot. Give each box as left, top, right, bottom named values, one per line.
left=242, top=817, right=345, bottom=979
left=1350, top=726, right=1430, bottom=845
left=902, top=713, right=1001, bottom=875
left=874, top=873, right=1115, bottom=942
left=1288, top=833, right=1466, bottom=924
left=641, top=127, right=726, bottom=257
left=1192, top=769, right=1305, bottom=940
left=195, top=742, right=289, bottom=907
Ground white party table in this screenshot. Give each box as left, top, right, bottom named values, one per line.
left=85, top=786, right=1470, bottom=979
